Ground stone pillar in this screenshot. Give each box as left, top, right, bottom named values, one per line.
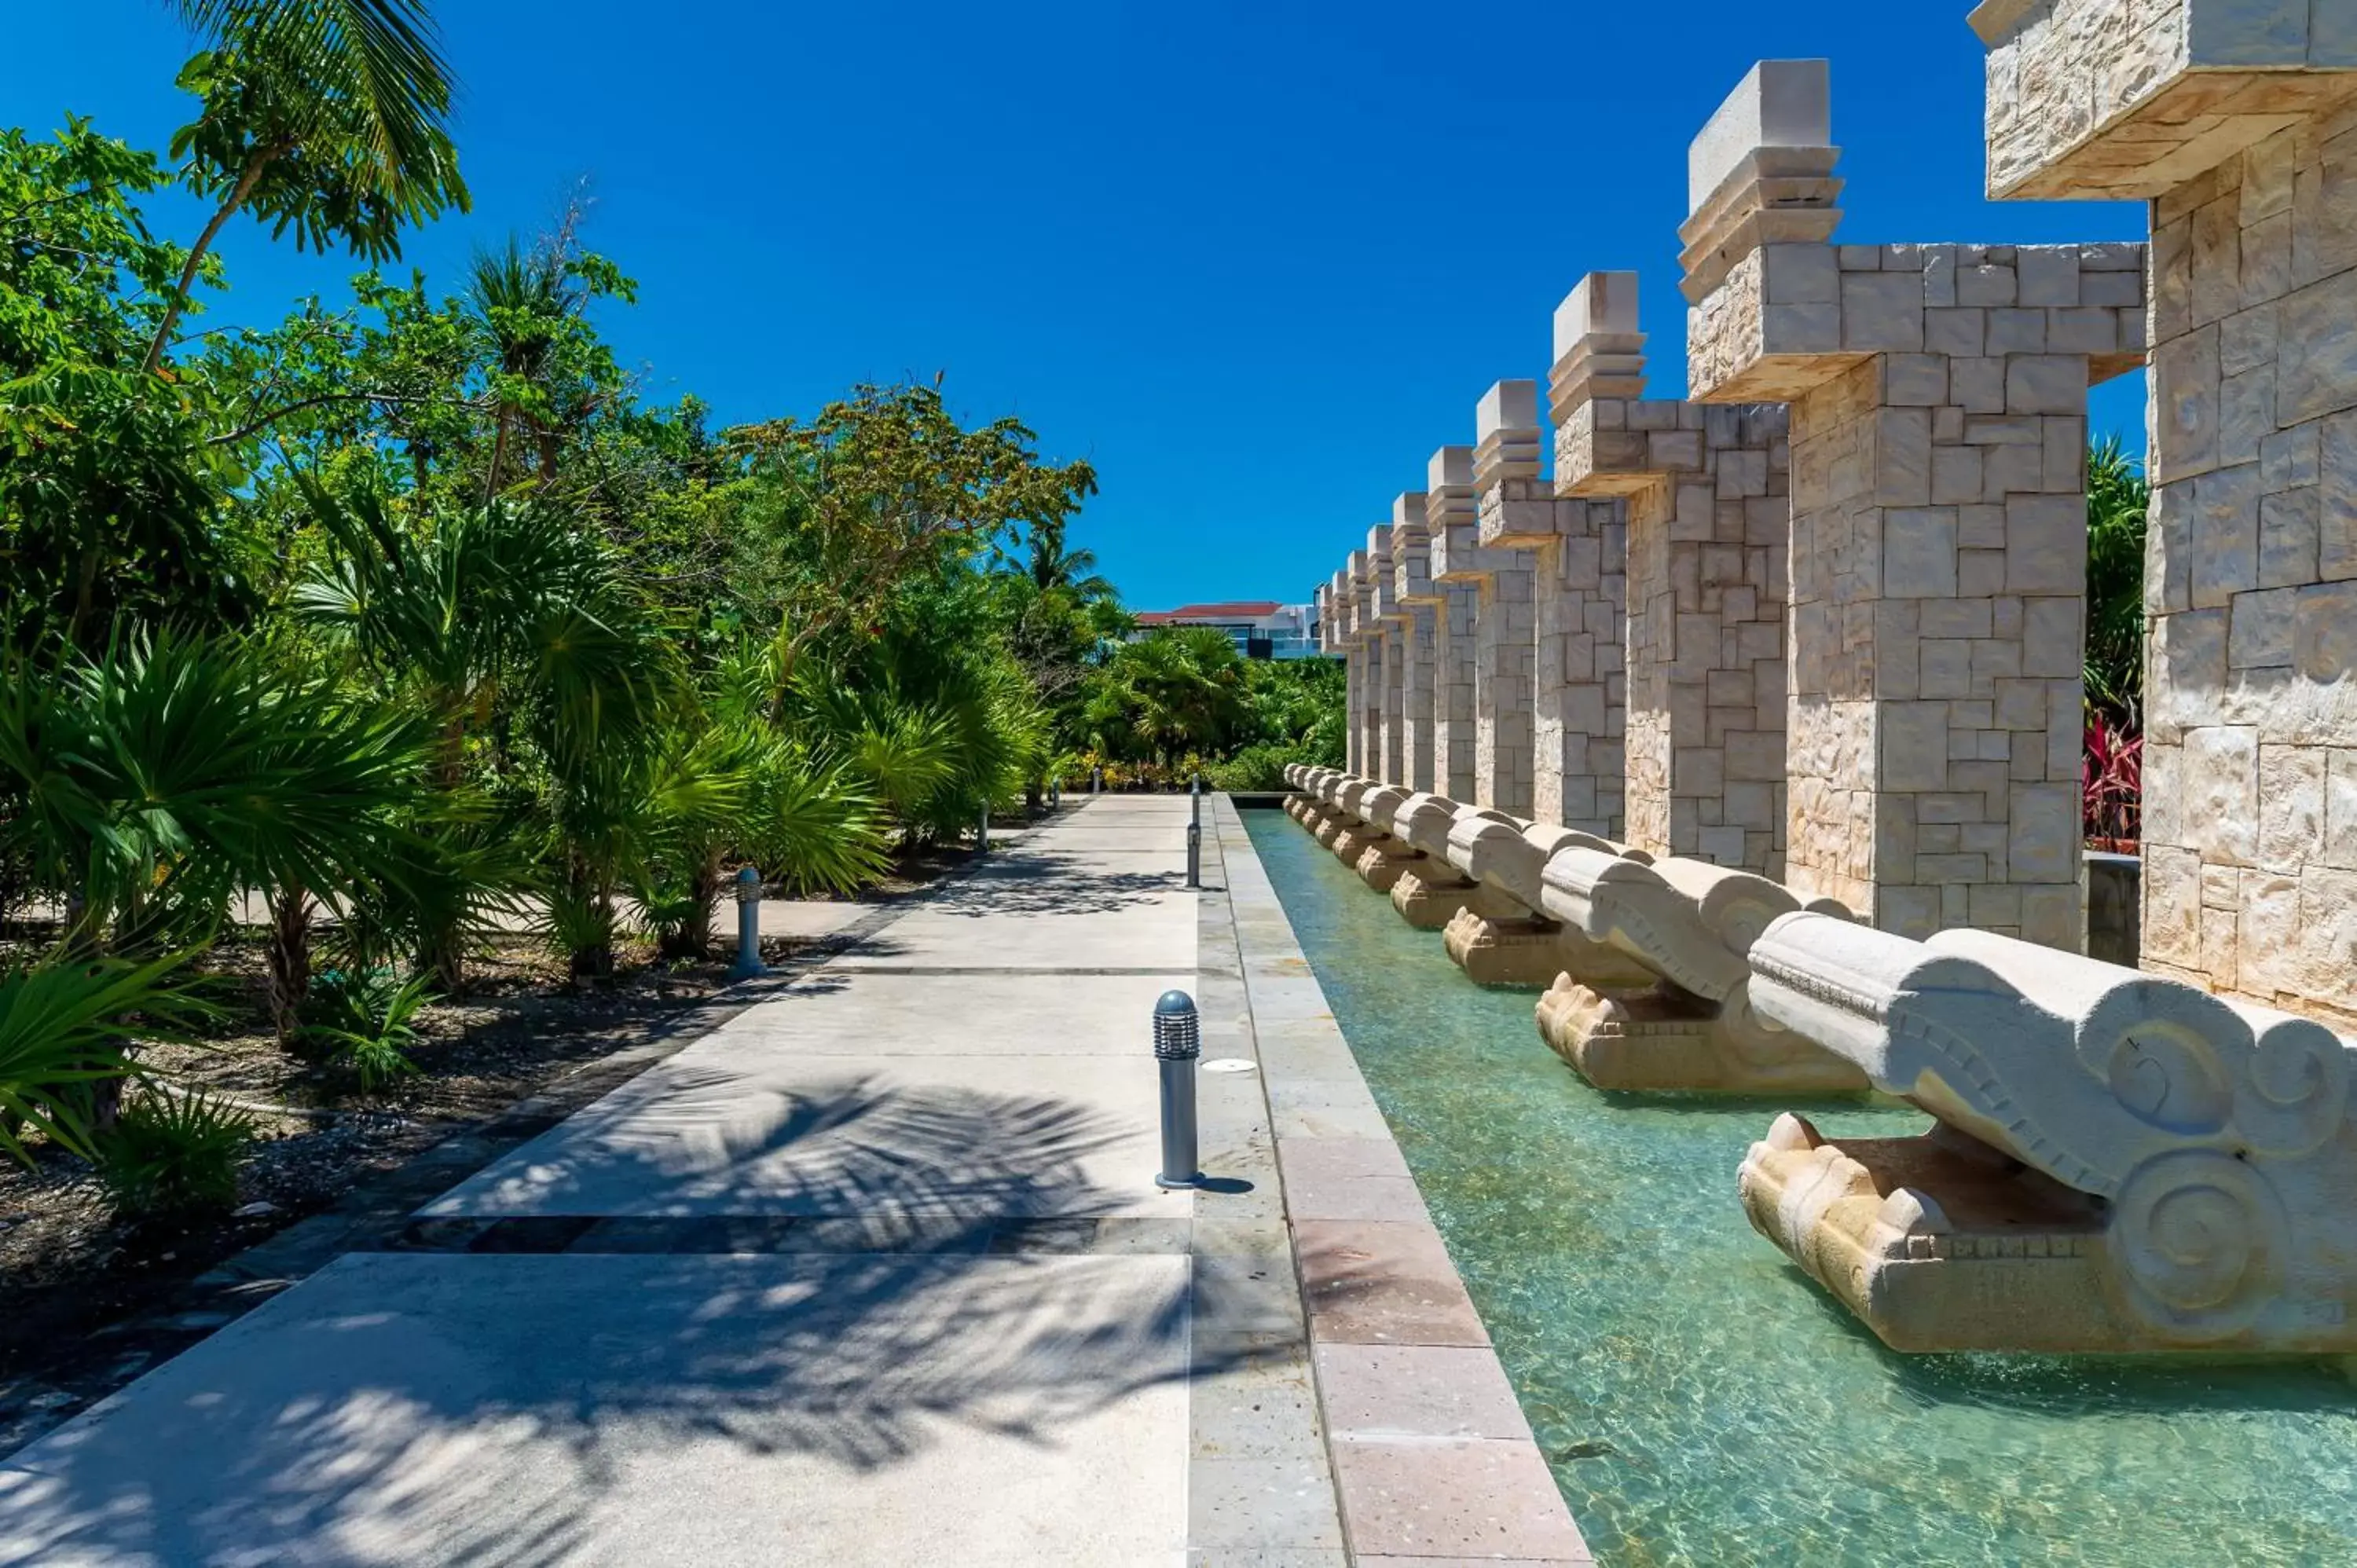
left=1346, top=550, right=1386, bottom=779
left=1330, top=570, right=1362, bottom=774
left=1428, top=407, right=1530, bottom=815
left=1388, top=492, right=1440, bottom=793
left=1363, top=526, right=1406, bottom=783
left=1424, top=449, right=1482, bottom=800
left=1683, top=59, right=2146, bottom=947
left=1429, top=445, right=1534, bottom=812
left=1556, top=270, right=1794, bottom=875
left=1473, top=379, right=1627, bottom=836
left=1976, top=0, right=2357, bottom=1028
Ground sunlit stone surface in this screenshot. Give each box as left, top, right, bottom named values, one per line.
left=1737, top=910, right=2357, bottom=1352
left=1534, top=849, right=1867, bottom=1093
left=1439, top=815, right=1656, bottom=989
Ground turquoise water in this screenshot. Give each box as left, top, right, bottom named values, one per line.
left=1244, top=810, right=2357, bottom=1568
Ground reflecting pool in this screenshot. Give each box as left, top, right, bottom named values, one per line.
left=1244, top=809, right=2357, bottom=1567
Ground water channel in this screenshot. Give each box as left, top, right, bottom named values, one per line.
left=1243, top=808, right=2357, bottom=1566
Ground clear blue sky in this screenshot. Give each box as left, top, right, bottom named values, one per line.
left=4, top=1, right=2148, bottom=612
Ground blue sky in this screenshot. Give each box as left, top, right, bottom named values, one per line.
left=4, top=1, right=2148, bottom=611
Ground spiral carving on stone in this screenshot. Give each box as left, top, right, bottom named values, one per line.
left=2232, top=1020, right=2353, bottom=1157
left=2106, top=1150, right=2288, bottom=1343
left=2094, top=1022, right=2234, bottom=1140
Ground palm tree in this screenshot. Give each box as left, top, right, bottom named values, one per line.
left=1027, top=518, right=1116, bottom=602
left=0, top=632, right=433, bottom=1042
left=291, top=478, right=676, bottom=984
left=147, top=0, right=467, bottom=372
left=465, top=235, right=577, bottom=496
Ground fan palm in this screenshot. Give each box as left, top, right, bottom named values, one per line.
left=0, top=632, right=434, bottom=1037
left=0, top=953, right=204, bottom=1164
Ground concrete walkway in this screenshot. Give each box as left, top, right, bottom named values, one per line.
left=0, top=800, right=1299, bottom=1566
left=0, top=796, right=1584, bottom=1566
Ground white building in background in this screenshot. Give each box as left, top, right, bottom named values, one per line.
left=1128, top=601, right=1323, bottom=659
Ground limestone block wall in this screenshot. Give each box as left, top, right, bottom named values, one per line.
left=1530, top=498, right=1629, bottom=837
left=1684, top=60, right=2145, bottom=946
left=1472, top=379, right=1623, bottom=835
left=1557, top=271, right=1793, bottom=875
left=1362, top=527, right=1405, bottom=784
left=1391, top=491, right=1440, bottom=793
left=1975, top=2, right=2357, bottom=1025
left=1437, top=584, right=1479, bottom=799
left=1430, top=441, right=1535, bottom=815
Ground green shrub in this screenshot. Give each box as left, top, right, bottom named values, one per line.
left=296, top=967, right=432, bottom=1089
left=93, top=1088, right=256, bottom=1222
left=1208, top=743, right=1306, bottom=793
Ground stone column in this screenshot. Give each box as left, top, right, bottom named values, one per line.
left=1473, top=379, right=1627, bottom=837
left=1684, top=59, right=2146, bottom=947
left=1388, top=492, right=1440, bottom=793
left=1976, top=0, right=2357, bottom=1027
left=1329, top=570, right=1361, bottom=774
left=1346, top=550, right=1385, bottom=779
left=1424, top=448, right=1482, bottom=800
left=1429, top=445, right=1534, bottom=812
left=1556, top=270, right=1794, bottom=875
left=1362, top=526, right=1406, bottom=784
left=1427, top=409, right=1534, bottom=815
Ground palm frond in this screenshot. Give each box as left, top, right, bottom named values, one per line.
left=171, top=0, right=456, bottom=186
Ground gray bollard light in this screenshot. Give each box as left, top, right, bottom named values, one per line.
left=1050, top=779, right=1061, bottom=809
left=728, top=865, right=768, bottom=981
left=1189, top=772, right=1201, bottom=826
left=1092, top=764, right=1103, bottom=795
left=978, top=806, right=990, bottom=853
left=1153, top=990, right=1203, bottom=1189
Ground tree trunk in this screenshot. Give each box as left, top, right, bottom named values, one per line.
left=144, top=147, right=282, bottom=376
left=266, top=884, right=312, bottom=1043
left=660, top=855, right=720, bottom=963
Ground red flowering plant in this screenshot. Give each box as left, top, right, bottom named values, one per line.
left=2083, top=707, right=2142, bottom=854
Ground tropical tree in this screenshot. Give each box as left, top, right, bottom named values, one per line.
left=0, top=632, right=432, bottom=1041
left=1084, top=627, right=1251, bottom=766
left=149, top=0, right=467, bottom=372
left=0, top=123, right=249, bottom=651
left=289, top=478, right=676, bottom=983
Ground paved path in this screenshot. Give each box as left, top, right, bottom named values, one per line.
left=0, top=800, right=1318, bottom=1566
left=0, top=796, right=1586, bottom=1566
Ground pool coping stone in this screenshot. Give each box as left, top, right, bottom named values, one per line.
left=1210, top=796, right=1596, bottom=1567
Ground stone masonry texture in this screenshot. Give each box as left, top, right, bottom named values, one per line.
left=1686, top=59, right=2146, bottom=946
left=1557, top=273, right=1794, bottom=874
left=1978, top=2, right=2357, bottom=1026
left=1390, top=492, right=1441, bottom=793
left=1475, top=379, right=1624, bottom=836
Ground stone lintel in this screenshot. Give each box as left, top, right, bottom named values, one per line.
left=1688, top=238, right=2149, bottom=404
left=1978, top=0, right=2357, bottom=201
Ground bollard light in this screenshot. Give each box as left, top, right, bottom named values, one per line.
left=1186, top=820, right=1201, bottom=888
left=978, top=806, right=990, bottom=853
left=1050, top=779, right=1061, bottom=809
left=728, top=864, right=768, bottom=981
left=1092, top=764, right=1103, bottom=795
left=1189, top=772, right=1201, bottom=826
left=1153, top=990, right=1203, bottom=1189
